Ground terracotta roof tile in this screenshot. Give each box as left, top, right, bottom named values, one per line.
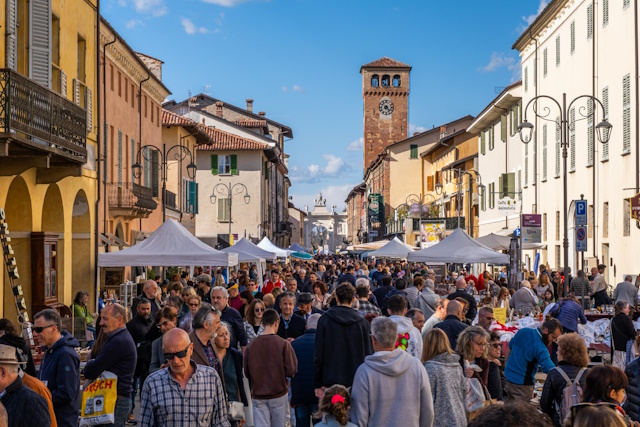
left=197, top=126, right=269, bottom=151
left=162, top=109, right=197, bottom=126
left=361, top=57, right=411, bottom=69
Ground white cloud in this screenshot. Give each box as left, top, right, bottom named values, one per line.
left=520, top=0, right=550, bottom=29
left=282, top=84, right=304, bottom=93
left=290, top=155, right=349, bottom=183
left=125, top=19, right=143, bottom=29
left=133, top=0, right=167, bottom=16
left=118, top=0, right=127, bottom=6
left=346, top=137, right=364, bottom=152
left=181, top=18, right=208, bottom=35
left=290, top=183, right=357, bottom=212
left=322, top=155, right=344, bottom=176
left=408, top=124, right=427, bottom=136
left=479, top=52, right=521, bottom=82
left=201, top=0, right=261, bottom=6
left=307, top=164, right=320, bottom=176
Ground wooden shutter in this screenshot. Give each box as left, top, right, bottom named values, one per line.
left=587, top=4, right=593, bottom=39
left=542, top=124, right=548, bottom=180
left=498, top=175, right=504, bottom=199
left=29, top=0, right=51, bottom=88
left=193, top=182, right=199, bottom=214
left=230, top=154, right=238, bottom=175
left=117, top=130, right=122, bottom=184
left=501, top=116, right=507, bottom=142
left=86, top=88, right=93, bottom=133
left=211, top=154, right=218, bottom=175
left=507, top=173, right=515, bottom=198
left=73, top=79, right=81, bottom=105
left=218, top=198, right=229, bottom=222
left=60, top=70, right=67, bottom=98
left=623, top=74, right=631, bottom=153
left=151, top=151, right=159, bottom=197
left=6, top=0, right=17, bottom=70
left=480, top=132, right=486, bottom=155
left=427, top=176, right=433, bottom=191
left=602, top=87, right=609, bottom=160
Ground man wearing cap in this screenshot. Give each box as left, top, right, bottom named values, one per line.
left=0, top=343, right=51, bottom=427
left=197, top=274, right=213, bottom=304
left=33, top=308, right=80, bottom=427
left=295, top=293, right=324, bottom=322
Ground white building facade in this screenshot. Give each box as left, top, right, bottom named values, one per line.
left=514, top=0, right=638, bottom=283
left=469, top=82, right=524, bottom=238
left=304, top=193, right=348, bottom=253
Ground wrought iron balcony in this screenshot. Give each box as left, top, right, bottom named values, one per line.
left=108, top=182, right=157, bottom=218
left=0, top=69, right=87, bottom=163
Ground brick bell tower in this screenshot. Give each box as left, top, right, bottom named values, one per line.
left=360, top=57, right=411, bottom=169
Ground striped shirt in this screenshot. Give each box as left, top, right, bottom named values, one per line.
left=140, top=361, right=230, bottom=427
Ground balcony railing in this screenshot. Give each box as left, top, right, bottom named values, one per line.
left=108, top=182, right=157, bottom=213
left=0, top=69, right=86, bottom=162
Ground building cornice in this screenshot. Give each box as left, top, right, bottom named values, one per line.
left=99, top=30, right=170, bottom=105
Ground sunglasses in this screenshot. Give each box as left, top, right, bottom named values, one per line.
left=189, top=303, right=200, bottom=307
left=164, top=345, right=190, bottom=361
left=489, top=343, right=501, bottom=349
left=34, top=324, right=56, bottom=333
left=254, top=308, right=265, bottom=312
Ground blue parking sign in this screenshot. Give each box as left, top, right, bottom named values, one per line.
left=575, top=200, right=587, bottom=225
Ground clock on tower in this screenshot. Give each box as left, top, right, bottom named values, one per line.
left=360, top=57, right=411, bottom=169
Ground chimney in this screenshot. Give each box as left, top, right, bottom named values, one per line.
left=258, top=111, right=266, bottom=117
left=439, top=125, right=447, bottom=138
left=215, top=101, right=223, bottom=118
left=246, top=99, right=254, bottom=113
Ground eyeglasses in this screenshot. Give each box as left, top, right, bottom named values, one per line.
left=34, top=324, right=56, bottom=333
left=189, top=303, right=200, bottom=307
left=254, top=308, right=265, bottom=313
left=473, top=340, right=487, bottom=347
left=489, top=343, right=501, bottom=349
left=163, top=345, right=190, bottom=361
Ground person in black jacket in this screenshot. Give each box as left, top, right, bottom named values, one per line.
left=125, top=298, right=153, bottom=424
left=0, top=319, right=36, bottom=377
left=372, top=275, right=393, bottom=305
left=540, top=333, right=590, bottom=426
left=292, top=314, right=321, bottom=427
left=277, top=292, right=306, bottom=341
left=314, top=283, right=373, bottom=397
left=447, top=277, right=477, bottom=322
left=612, top=300, right=638, bottom=370
left=213, top=322, right=247, bottom=427
left=625, top=345, right=640, bottom=422
left=433, top=300, right=469, bottom=350
left=0, top=343, right=51, bottom=427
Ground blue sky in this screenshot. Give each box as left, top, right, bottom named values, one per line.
left=103, top=0, right=549, bottom=211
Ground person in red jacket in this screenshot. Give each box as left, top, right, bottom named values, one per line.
left=263, top=270, right=285, bottom=294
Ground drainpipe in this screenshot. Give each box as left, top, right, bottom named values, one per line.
left=635, top=0, right=640, bottom=230
left=94, top=0, right=101, bottom=299
left=592, top=0, right=599, bottom=256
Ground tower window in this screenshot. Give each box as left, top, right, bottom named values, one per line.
left=392, top=75, right=401, bottom=87
left=371, top=74, right=379, bottom=87
left=381, top=75, right=390, bottom=87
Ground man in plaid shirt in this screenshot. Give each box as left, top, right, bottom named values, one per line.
left=356, top=283, right=381, bottom=316
left=140, top=328, right=229, bottom=427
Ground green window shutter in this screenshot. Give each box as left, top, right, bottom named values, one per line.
left=602, top=87, right=609, bottom=160
left=499, top=175, right=504, bottom=199
left=481, top=132, right=486, bottom=155
left=194, top=182, right=199, bottom=214
left=507, top=172, right=515, bottom=197
left=410, top=145, right=418, bottom=159
left=481, top=187, right=486, bottom=211
left=501, top=116, right=507, bottom=142
left=230, top=154, right=238, bottom=175
left=211, top=154, right=218, bottom=175
left=188, top=181, right=198, bottom=214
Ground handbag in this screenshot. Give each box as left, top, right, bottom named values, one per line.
left=464, top=377, right=487, bottom=413
left=227, top=400, right=245, bottom=421
left=80, top=372, right=118, bottom=426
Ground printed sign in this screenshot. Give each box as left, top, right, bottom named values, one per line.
left=521, top=214, right=541, bottom=227
left=575, top=200, right=587, bottom=226
left=576, top=225, right=587, bottom=252
left=420, top=221, right=446, bottom=243
left=497, top=197, right=520, bottom=214
left=521, top=214, right=542, bottom=244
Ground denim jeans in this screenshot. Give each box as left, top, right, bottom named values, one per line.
left=98, top=396, right=132, bottom=427
left=130, top=377, right=141, bottom=412
left=295, top=404, right=319, bottom=427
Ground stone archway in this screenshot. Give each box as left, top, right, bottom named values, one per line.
left=3, top=177, right=33, bottom=321
left=71, top=190, right=92, bottom=306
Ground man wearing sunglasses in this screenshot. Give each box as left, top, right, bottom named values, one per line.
left=84, top=304, right=137, bottom=427
left=140, top=328, right=229, bottom=426
left=34, top=308, right=80, bottom=427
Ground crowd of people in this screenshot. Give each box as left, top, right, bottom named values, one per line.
left=0, top=258, right=639, bottom=426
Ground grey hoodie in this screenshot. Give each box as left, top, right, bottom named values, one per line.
left=351, top=348, right=434, bottom=427
left=389, top=315, right=423, bottom=359
left=423, top=352, right=467, bottom=427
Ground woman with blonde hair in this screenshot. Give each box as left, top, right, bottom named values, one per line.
left=214, top=273, right=226, bottom=288
left=457, top=326, right=491, bottom=390
left=540, top=333, right=590, bottom=426
left=493, top=286, right=511, bottom=317
left=422, top=329, right=467, bottom=427
left=179, top=294, right=201, bottom=333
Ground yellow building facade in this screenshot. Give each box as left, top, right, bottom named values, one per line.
left=0, top=0, right=98, bottom=321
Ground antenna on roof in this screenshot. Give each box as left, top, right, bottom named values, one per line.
left=203, top=84, right=211, bottom=95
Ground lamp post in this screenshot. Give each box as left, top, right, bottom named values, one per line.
left=517, top=93, right=612, bottom=297
left=210, top=182, right=250, bottom=246
left=434, top=168, right=483, bottom=236
left=132, top=143, right=197, bottom=222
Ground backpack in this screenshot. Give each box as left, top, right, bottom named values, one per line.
left=556, top=366, right=586, bottom=424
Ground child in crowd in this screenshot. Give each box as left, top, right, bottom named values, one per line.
left=314, top=385, right=357, bottom=427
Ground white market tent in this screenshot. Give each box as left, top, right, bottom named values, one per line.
left=98, top=219, right=238, bottom=267
left=407, top=228, right=510, bottom=264
left=475, top=233, right=547, bottom=251
left=257, top=237, right=290, bottom=258
left=350, top=240, right=390, bottom=251
left=231, top=237, right=277, bottom=261
left=368, top=237, right=416, bottom=259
